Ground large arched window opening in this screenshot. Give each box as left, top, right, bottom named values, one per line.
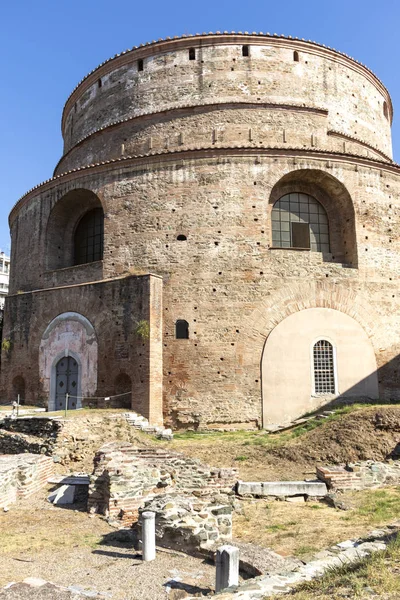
left=313, top=339, right=336, bottom=395
left=269, top=170, right=358, bottom=266
left=74, top=208, right=104, bottom=265
left=45, top=189, right=104, bottom=271
left=272, top=193, right=330, bottom=252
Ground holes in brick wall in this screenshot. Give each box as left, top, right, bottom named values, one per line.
left=214, top=241, right=219, bottom=246
left=138, top=59, right=144, bottom=72
left=293, top=50, right=299, bottom=62
left=242, top=45, right=249, bottom=57
left=177, top=234, right=187, bottom=241
left=236, top=329, right=240, bottom=333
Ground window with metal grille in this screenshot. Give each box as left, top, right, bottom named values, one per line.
left=271, top=193, right=330, bottom=252
left=74, top=208, right=104, bottom=265
left=313, top=340, right=336, bottom=394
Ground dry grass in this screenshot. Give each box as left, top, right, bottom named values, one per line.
left=277, top=536, right=400, bottom=599
left=234, top=487, right=400, bottom=558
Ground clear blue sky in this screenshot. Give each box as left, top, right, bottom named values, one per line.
left=0, top=0, right=398, bottom=253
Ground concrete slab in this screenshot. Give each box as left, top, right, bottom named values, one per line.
left=48, top=484, right=76, bottom=505
left=237, top=480, right=327, bottom=497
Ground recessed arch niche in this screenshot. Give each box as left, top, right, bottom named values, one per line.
left=45, top=188, right=104, bottom=271
left=39, top=311, right=98, bottom=411
left=269, top=169, right=358, bottom=266
left=261, top=307, right=378, bottom=426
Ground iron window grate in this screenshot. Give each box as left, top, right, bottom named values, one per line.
left=313, top=340, right=335, bottom=394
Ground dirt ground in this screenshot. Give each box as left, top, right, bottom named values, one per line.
left=167, top=406, right=400, bottom=480
left=0, top=488, right=216, bottom=600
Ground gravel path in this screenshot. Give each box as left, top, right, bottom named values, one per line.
left=0, top=490, right=215, bottom=599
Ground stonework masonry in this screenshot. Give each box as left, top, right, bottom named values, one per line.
left=3, top=32, right=400, bottom=427
left=87, top=441, right=238, bottom=526
left=0, top=454, right=54, bottom=508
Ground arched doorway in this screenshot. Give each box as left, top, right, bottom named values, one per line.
left=262, top=308, right=378, bottom=427
left=40, top=312, right=98, bottom=411
left=55, top=356, right=79, bottom=410
left=113, top=373, right=132, bottom=409
left=12, top=376, right=26, bottom=405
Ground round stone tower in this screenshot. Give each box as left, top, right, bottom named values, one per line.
left=4, top=33, right=400, bottom=428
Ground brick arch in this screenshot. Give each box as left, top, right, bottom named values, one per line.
left=45, top=188, right=104, bottom=271
left=261, top=307, right=379, bottom=426
left=238, top=281, right=383, bottom=359
left=268, top=169, right=358, bottom=266
left=39, top=311, right=98, bottom=411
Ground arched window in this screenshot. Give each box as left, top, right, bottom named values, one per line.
left=313, top=340, right=336, bottom=394
left=293, top=51, right=299, bottom=62
left=189, top=48, right=196, bottom=60
left=175, top=320, right=189, bottom=339
left=177, top=234, right=187, bottom=241
left=271, top=193, right=330, bottom=252
left=242, top=45, right=249, bottom=57
left=74, top=208, right=104, bottom=265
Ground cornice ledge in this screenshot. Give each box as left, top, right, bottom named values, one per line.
left=327, top=130, right=393, bottom=162
left=11, top=144, right=400, bottom=226
left=61, top=32, right=393, bottom=132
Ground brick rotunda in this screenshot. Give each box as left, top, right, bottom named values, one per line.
left=3, top=32, right=399, bottom=428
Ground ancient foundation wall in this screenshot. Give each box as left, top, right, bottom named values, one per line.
left=88, top=441, right=237, bottom=525
left=317, top=461, right=400, bottom=491
left=0, top=454, right=55, bottom=508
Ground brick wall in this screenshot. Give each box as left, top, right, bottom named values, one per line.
left=4, top=34, right=400, bottom=429
left=87, top=441, right=237, bottom=525
left=0, top=454, right=55, bottom=508
left=317, top=461, right=400, bottom=491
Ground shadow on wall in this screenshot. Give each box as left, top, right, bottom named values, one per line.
left=304, top=353, right=400, bottom=417
left=261, top=307, right=386, bottom=427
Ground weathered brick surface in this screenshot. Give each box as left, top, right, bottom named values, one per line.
left=1, top=276, right=163, bottom=425
left=87, top=441, right=237, bottom=525
left=0, top=454, right=55, bottom=508
left=3, top=34, right=400, bottom=428
left=317, top=461, right=400, bottom=491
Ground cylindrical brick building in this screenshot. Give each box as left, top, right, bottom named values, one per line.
left=3, top=33, right=400, bottom=428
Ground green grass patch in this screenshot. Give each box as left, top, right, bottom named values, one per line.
left=284, top=536, right=400, bottom=599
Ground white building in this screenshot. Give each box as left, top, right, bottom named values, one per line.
left=0, top=253, right=10, bottom=310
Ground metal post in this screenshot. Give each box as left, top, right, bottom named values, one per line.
left=17, top=394, right=20, bottom=418
left=215, top=545, right=239, bottom=592
left=65, top=393, right=69, bottom=418
left=141, top=511, right=156, bottom=561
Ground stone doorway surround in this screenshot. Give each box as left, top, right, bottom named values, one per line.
left=39, top=312, right=98, bottom=412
